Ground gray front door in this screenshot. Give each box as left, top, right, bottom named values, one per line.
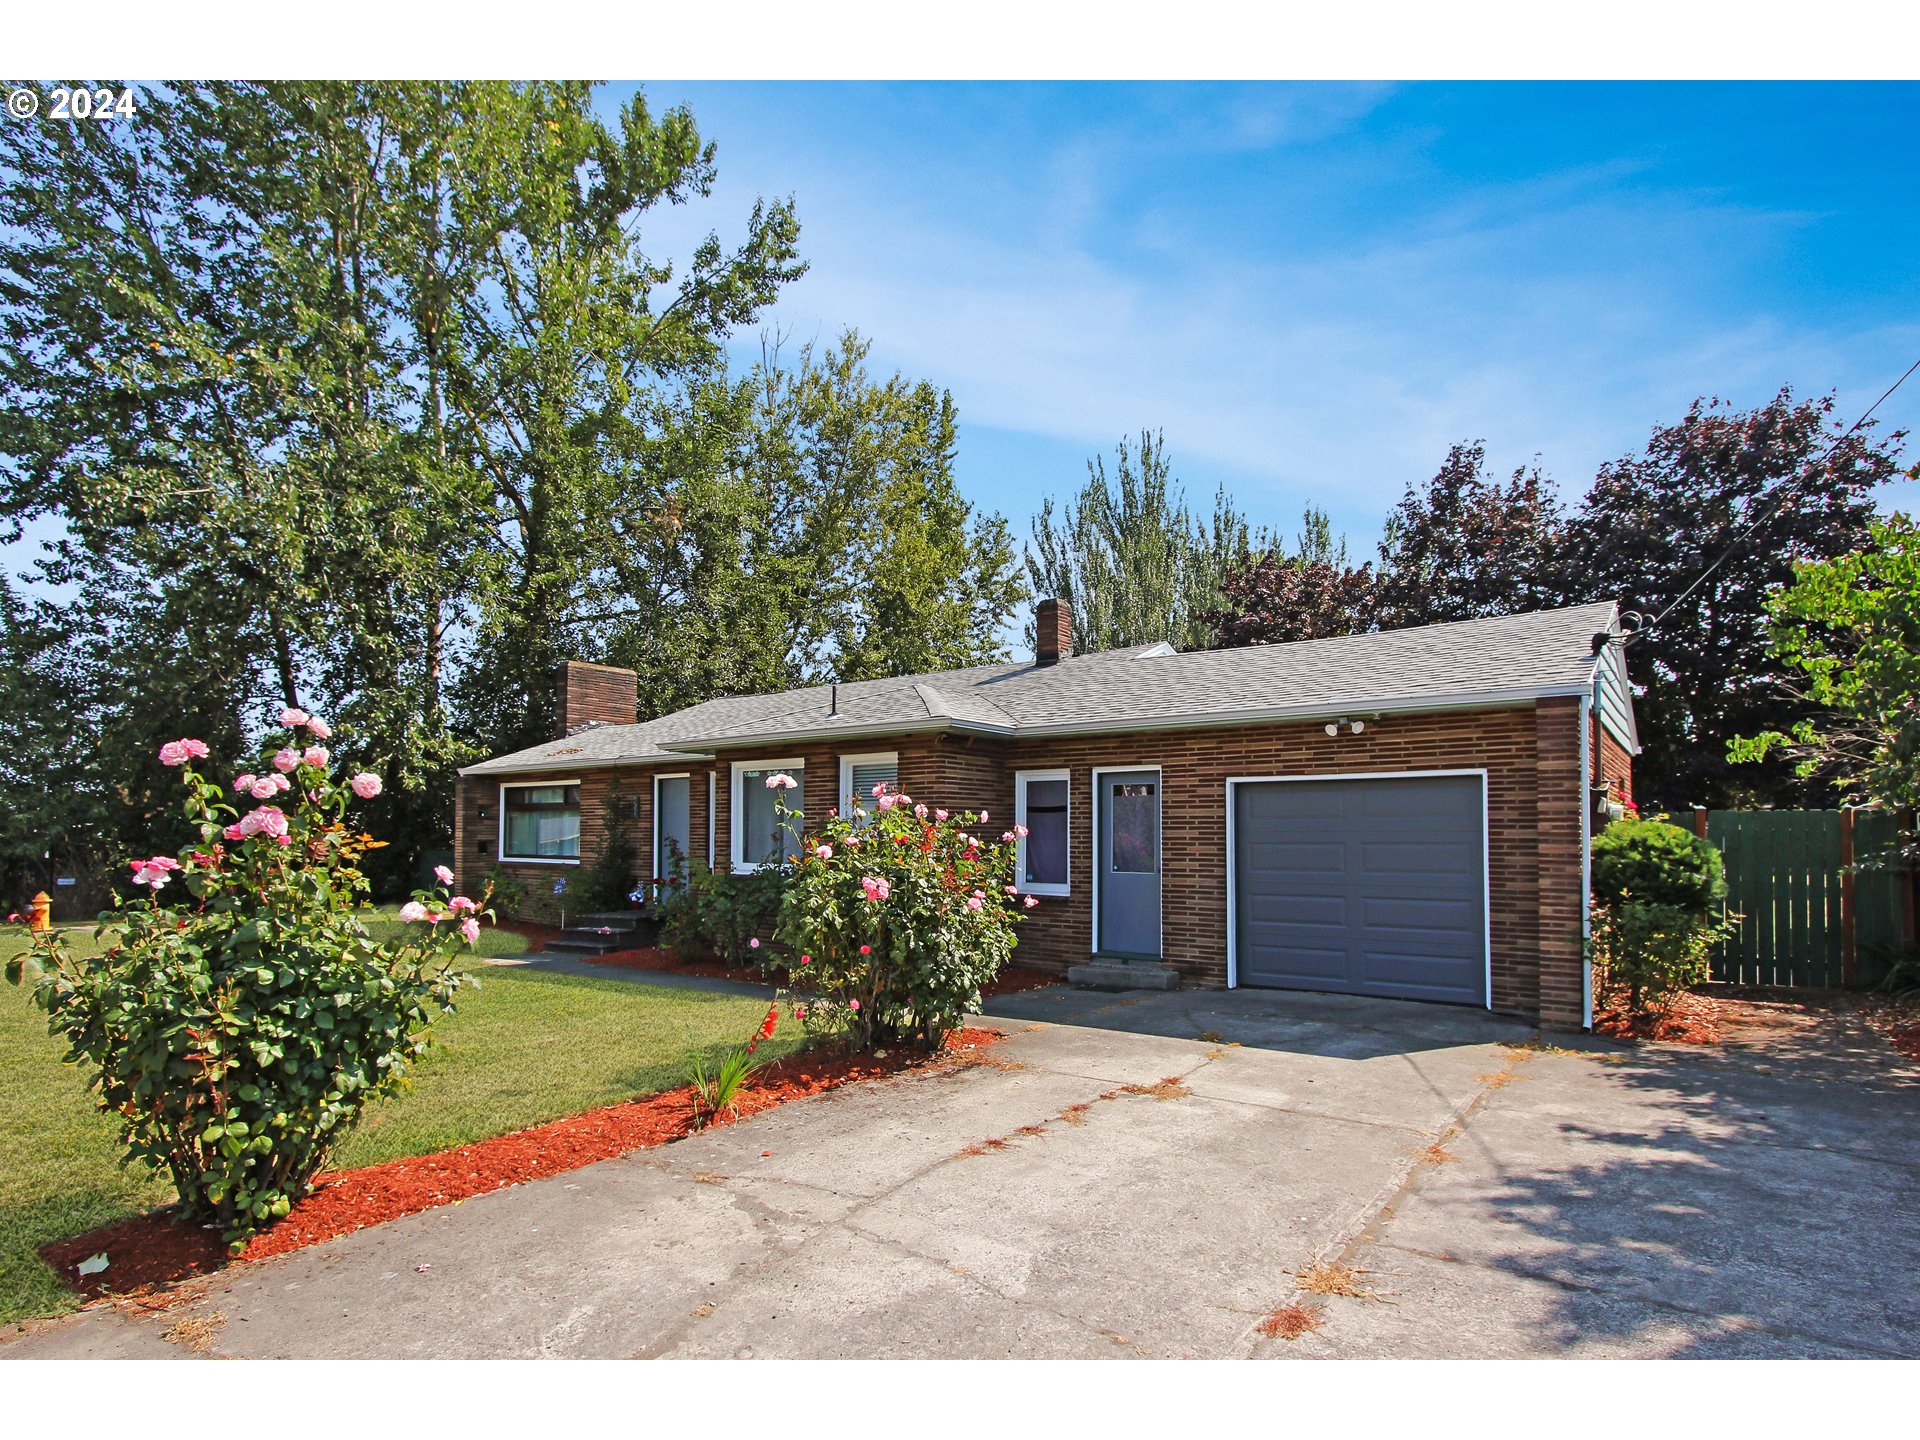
left=655, top=776, right=691, bottom=878
left=1233, top=775, right=1485, bottom=1005
left=1098, top=770, right=1161, bottom=958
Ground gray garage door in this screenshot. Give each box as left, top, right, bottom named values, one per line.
left=1233, top=775, right=1486, bottom=1006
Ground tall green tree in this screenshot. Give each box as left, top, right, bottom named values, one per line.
left=1728, top=512, right=1920, bottom=850
left=1027, top=430, right=1263, bottom=654
left=1374, top=442, right=1564, bottom=629
left=583, top=332, right=1024, bottom=709
left=1563, top=389, right=1902, bottom=808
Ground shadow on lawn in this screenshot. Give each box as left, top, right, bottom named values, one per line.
left=1449, top=1010, right=1920, bottom=1358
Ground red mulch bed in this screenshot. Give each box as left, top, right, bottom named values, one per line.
left=38, top=1026, right=1004, bottom=1309
left=1592, top=988, right=1724, bottom=1045
left=579, top=947, right=1063, bottom=1001
left=1860, top=996, right=1920, bottom=1063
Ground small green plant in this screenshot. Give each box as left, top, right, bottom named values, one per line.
left=578, top=784, right=642, bottom=911
left=686, top=1003, right=780, bottom=1125
left=485, top=864, right=528, bottom=916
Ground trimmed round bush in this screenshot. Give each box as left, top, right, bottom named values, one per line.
left=1590, top=815, right=1726, bottom=911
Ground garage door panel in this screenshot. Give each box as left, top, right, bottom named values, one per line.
left=1234, top=776, right=1486, bottom=1006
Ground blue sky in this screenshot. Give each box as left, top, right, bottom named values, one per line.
left=617, top=80, right=1920, bottom=555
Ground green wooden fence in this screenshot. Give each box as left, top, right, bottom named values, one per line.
left=1654, top=809, right=1914, bottom=989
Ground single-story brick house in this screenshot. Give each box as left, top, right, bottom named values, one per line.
left=456, top=599, right=1638, bottom=1028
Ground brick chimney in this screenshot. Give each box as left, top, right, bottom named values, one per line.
left=556, top=661, right=638, bottom=737
left=1035, top=598, right=1073, bottom=667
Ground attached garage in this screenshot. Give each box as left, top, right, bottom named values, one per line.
left=1229, top=772, right=1489, bottom=1007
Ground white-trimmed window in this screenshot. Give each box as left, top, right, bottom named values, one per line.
left=500, top=781, right=581, bottom=862
left=1015, top=769, right=1070, bottom=896
left=839, top=751, right=899, bottom=822
left=732, top=759, right=804, bottom=871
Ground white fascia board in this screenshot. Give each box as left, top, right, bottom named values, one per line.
left=660, top=718, right=1013, bottom=753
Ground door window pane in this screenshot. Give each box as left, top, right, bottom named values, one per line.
left=1109, top=783, right=1157, bottom=873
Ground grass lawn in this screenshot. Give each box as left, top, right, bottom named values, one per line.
left=0, top=915, right=796, bottom=1327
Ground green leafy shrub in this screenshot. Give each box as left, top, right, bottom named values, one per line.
left=1591, top=815, right=1727, bottom=911
left=658, top=857, right=784, bottom=966
left=5, top=716, right=483, bottom=1251
left=775, top=777, right=1028, bottom=1052
left=485, top=864, right=528, bottom=916
left=1588, top=815, right=1736, bottom=1014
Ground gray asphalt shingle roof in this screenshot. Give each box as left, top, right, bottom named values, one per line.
left=462, top=602, right=1620, bottom=776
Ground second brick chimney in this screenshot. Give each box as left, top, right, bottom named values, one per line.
left=1035, top=598, right=1073, bottom=667
left=556, top=660, right=638, bottom=737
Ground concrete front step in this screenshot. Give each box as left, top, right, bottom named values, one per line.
left=1066, top=959, right=1181, bottom=992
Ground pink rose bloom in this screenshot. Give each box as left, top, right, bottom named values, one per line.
left=434, top=864, right=455, bottom=885
left=158, top=741, right=188, bottom=766
left=245, top=806, right=291, bottom=839
left=764, top=772, right=797, bottom=790
left=1024, top=895, right=1039, bottom=908
left=272, top=748, right=300, bottom=773
left=250, top=778, right=282, bottom=800
left=860, top=876, right=890, bottom=903
left=224, top=823, right=246, bottom=841
left=1005, top=885, right=1019, bottom=896
left=966, top=896, right=982, bottom=911
left=934, top=809, right=948, bottom=821
left=350, top=773, right=382, bottom=799
left=1001, top=831, right=1016, bottom=842
left=1014, top=824, right=1030, bottom=838
left=233, top=774, right=257, bottom=793
left=914, top=804, right=928, bottom=819
left=843, top=834, right=860, bottom=848
left=749, top=937, right=761, bottom=949
left=849, top=998, right=861, bottom=1011
left=460, top=917, right=481, bottom=945
left=306, top=716, right=331, bottom=739
left=965, top=834, right=981, bottom=849
left=148, top=856, right=181, bottom=872
left=870, top=782, right=888, bottom=798
left=280, top=707, right=309, bottom=728
left=448, top=895, right=478, bottom=913
left=980, top=810, right=989, bottom=822
left=814, top=845, right=833, bottom=860
left=893, top=794, right=911, bottom=808
left=399, top=901, right=428, bottom=922
left=303, top=746, right=330, bottom=768
left=972, top=889, right=986, bottom=900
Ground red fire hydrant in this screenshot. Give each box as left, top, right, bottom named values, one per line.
left=29, top=891, right=52, bottom=933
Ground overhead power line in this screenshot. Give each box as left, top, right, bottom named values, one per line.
left=1625, top=355, right=1920, bottom=648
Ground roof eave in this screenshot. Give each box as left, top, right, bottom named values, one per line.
left=458, top=751, right=714, bottom=778
left=662, top=717, right=1017, bottom=753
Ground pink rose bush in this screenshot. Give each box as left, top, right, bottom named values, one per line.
left=772, top=779, right=1026, bottom=1052
left=6, top=709, right=490, bottom=1253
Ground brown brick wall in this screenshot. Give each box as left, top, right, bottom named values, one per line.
left=455, top=761, right=717, bottom=907
left=1595, top=719, right=1634, bottom=808
left=555, top=662, right=638, bottom=735
left=457, top=698, right=1606, bottom=1024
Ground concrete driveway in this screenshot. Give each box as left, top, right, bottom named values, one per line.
left=9, top=985, right=1919, bottom=1359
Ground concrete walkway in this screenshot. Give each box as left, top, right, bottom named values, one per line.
left=8, top=986, right=1918, bottom=1359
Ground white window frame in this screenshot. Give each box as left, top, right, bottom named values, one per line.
left=1013, top=768, right=1072, bottom=897
left=731, top=757, right=805, bottom=873
left=838, top=750, right=899, bottom=819
left=497, top=779, right=583, bottom=865
left=651, top=771, right=691, bottom=881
